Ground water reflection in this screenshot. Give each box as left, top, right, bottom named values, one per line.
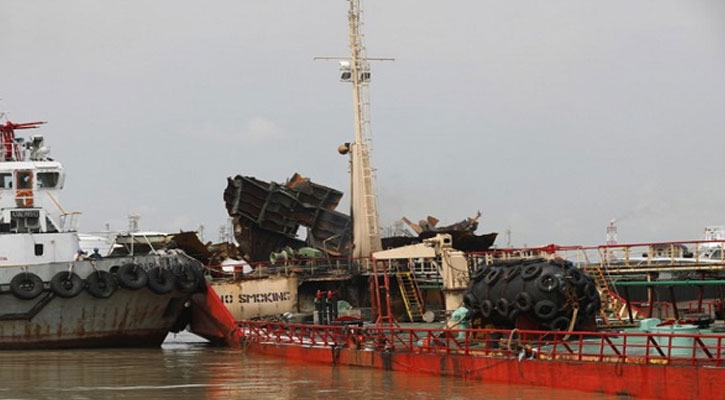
left=0, top=333, right=619, bottom=400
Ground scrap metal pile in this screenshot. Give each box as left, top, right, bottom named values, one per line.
left=224, top=173, right=351, bottom=262
left=396, top=212, right=497, bottom=252
left=224, top=173, right=498, bottom=262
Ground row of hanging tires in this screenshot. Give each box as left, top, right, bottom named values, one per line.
left=6, top=263, right=202, bottom=300
left=463, top=258, right=601, bottom=331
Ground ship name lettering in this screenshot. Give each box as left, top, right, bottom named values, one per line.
left=238, top=291, right=291, bottom=304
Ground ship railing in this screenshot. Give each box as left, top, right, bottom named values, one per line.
left=238, top=320, right=725, bottom=367
left=467, top=246, right=561, bottom=269
left=468, top=239, right=725, bottom=271
left=628, top=300, right=724, bottom=320
left=368, top=257, right=443, bottom=284
left=590, top=240, right=724, bottom=272
left=204, top=238, right=725, bottom=281
left=467, top=239, right=725, bottom=302
left=58, top=211, right=82, bottom=232
left=204, top=256, right=370, bottom=280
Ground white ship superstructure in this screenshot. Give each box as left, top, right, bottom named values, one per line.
left=0, top=120, right=79, bottom=266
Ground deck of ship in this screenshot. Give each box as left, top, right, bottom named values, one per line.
left=237, top=320, right=725, bottom=400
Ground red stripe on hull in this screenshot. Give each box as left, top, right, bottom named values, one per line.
left=246, top=341, right=724, bottom=400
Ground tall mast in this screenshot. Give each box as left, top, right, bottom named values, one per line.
left=347, top=0, right=382, bottom=259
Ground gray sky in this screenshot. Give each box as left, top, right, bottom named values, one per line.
left=2, top=1, right=724, bottom=247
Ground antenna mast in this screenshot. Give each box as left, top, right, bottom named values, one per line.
left=347, top=0, right=382, bottom=259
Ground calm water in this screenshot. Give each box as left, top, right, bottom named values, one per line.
left=0, top=333, right=620, bottom=400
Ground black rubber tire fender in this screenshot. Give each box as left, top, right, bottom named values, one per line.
left=503, top=266, right=521, bottom=282
left=463, top=292, right=478, bottom=310
left=521, top=264, right=542, bottom=280
left=585, top=302, right=598, bottom=317
left=147, top=267, right=175, bottom=295
left=558, top=280, right=573, bottom=295
left=466, top=306, right=481, bottom=320
left=533, top=299, right=558, bottom=321
left=566, top=268, right=586, bottom=287
left=583, top=283, right=599, bottom=301
left=515, top=292, right=534, bottom=312
left=480, top=300, right=493, bottom=318
left=498, top=259, right=523, bottom=267
left=484, top=269, right=501, bottom=286
left=470, top=266, right=488, bottom=282
left=10, top=272, right=44, bottom=300
left=117, top=263, right=148, bottom=290
left=50, top=271, right=83, bottom=298
left=549, top=258, right=568, bottom=268
left=174, top=263, right=199, bottom=293
left=536, top=273, right=559, bottom=293
left=549, top=316, right=572, bottom=331
left=496, top=298, right=510, bottom=317
left=86, top=270, right=117, bottom=299
left=508, top=308, right=521, bottom=324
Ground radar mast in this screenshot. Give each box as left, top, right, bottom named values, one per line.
left=316, top=0, right=392, bottom=260
left=346, top=0, right=381, bottom=259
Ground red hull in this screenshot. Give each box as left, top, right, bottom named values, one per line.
left=245, top=341, right=723, bottom=400
left=188, top=283, right=244, bottom=347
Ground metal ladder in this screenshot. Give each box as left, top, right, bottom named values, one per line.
left=587, top=261, right=641, bottom=324
left=370, top=260, right=396, bottom=325
left=396, top=263, right=424, bottom=322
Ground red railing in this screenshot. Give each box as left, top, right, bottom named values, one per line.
left=238, top=321, right=725, bottom=367
left=629, top=300, right=724, bottom=319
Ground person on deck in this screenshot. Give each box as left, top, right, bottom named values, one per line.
left=73, top=249, right=87, bottom=262
left=89, top=248, right=103, bottom=260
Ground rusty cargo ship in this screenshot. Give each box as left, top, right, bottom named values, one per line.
left=187, top=2, right=725, bottom=399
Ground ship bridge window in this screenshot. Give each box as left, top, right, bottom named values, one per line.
left=0, top=173, right=11, bottom=189
left=11, top=215, right=41, bottom=233
left=17, top=171, right=32, bottom=189
left=37, top=172, right=60, bottom=189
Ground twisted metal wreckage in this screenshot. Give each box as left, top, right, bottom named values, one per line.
left=223, top=172, right=497, bottom=262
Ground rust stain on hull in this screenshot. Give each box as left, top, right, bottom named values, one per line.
left=248, top=341, right=722, bottom=400
left=0, top=288, right=190, bottom=350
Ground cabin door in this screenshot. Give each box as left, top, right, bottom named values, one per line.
left=15, top=170, right=34, bottom=208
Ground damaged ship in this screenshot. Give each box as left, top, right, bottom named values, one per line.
left=193, top=172, right=497, bottom=329
left=223, top=172, right=497, bottom=261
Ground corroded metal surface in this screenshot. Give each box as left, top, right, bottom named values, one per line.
left=246, top=340, right=721, bottom=400
left=224, top=174, right=351, bottom=261
left=0, top=289, right=187, bottom=349
left=224, top=173, right=497, bottom=261
left=0, top=253, right=204, bottom=349
left=398, top=212, right=498, bottom=252
left=241, top=321, right=725, bottom=400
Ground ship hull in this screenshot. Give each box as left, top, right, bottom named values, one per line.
left=245, top=340, right=721, bottom=400
left=0, top=253, right=203, bottom=350
left=0, top=288, right=189, bottom=350
left=210, top=276, right=298, bottom=320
